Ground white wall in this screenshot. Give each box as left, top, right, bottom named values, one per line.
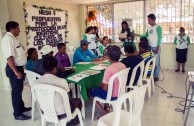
left=160, top=44, right=194, bottom=70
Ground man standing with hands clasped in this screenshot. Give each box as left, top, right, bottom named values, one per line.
left=1, top=21, right=31, bottom=120
left=135, top=14, right=162, bottom=82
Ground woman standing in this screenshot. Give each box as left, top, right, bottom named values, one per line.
left=119, top=21, right=136, bottom=50
left=83, top=26, right=97, bottom=54
left=174, top=27, right=190, bottom=72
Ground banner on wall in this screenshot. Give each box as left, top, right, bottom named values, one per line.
left=23, top=3, right=68, bottom=53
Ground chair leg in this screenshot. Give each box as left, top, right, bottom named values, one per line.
left=81, top=96, right=85, bottom=119
left=151, top=76, right=155, bottom=94
left=148, top=80, right=151, bottom=97
left=32, top=95, right=35, bottom=121
left=91, top=99, right=96, bottom=121
left=77, top=85, right=81, bottom=98
left=41, top=118, right=46, bottom=126
left=71, top=83, right=76, bottom=98
left=184, top=89, right=194, bottom=126
left=78, top=110, right=84, bottom=126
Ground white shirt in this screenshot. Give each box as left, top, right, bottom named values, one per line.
left=84, top=33, right=96, bottom=49
left=34, top=74, right=70, bottom=115
left=1, top=32, right=27, bottom=66
left=147, top=25, right=160, bottom=47
left=175, top=34, right=190, bottom=49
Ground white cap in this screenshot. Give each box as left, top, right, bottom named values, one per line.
left=40, top=45, right=53, bottom=55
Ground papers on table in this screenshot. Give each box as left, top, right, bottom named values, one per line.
left=76, top=62, right=91, bottom=65
left=67, top=73, right=89, bottom=82
left=90, top=64, right=108, bottom=70
left=81, top=70, right=101, bottom=75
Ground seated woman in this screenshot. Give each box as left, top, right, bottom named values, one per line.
left=32, top=45, right=54, bottom=75
left=26, top=48, right=38, bottom=71
left=98, top=36, right=109, bottom=57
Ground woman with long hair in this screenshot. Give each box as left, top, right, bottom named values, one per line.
left=83, top=26, right=97, bottom=55
left=119, top=21, right=136, bottom=50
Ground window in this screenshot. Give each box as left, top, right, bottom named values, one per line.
left=87, top=4, right=113, bottom=39
left=86, top=0, right=194, bottom=43
left=114, top=1, right=144, bottom=42
left=146, top=0, right=194, bottom=43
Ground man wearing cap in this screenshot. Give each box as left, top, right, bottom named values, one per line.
left=89, top=45, right=126, bottom=118
left=1, top=21, right=31, bottom=120
left=73, top=40, right=100, bottom=64
left=32, top=45, right=54, bottom=75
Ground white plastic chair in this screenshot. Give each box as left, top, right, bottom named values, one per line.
left=67, top=46, right=76, bottom=52
left=31, top=84, right=84, bottom=126
left=67, top=52, right=74, bottom=66
left=91, top=68, right=130, bottom=121
left=97, top=84, right=148, bottom=126
left=126, top=60, right=145, bottom=90
left=143, top=55, right=157, bottom=97
left=24, top=70, right=41, bottom=121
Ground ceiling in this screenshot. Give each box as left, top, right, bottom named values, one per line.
left=47, top=0, right=120, bottom=5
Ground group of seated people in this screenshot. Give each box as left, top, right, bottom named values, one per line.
left=26, top=37, right=153, bottom=125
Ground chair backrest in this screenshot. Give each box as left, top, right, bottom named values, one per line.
left=67, top=52, right=74, bottom=66
left=143, top=55, right=157, bottom=79
left=112, top=84, right=148, bottom=126
left=106, top=68, right=130, bottom=101
left=31, top=84, right=72, bottom=123
left=24, top=70, right=41, bottom=87
left=96, top=48, right=103, bottom=56
left=67, top=46, right=76, bottom=52
left=128, top=60, right=144, bottom=87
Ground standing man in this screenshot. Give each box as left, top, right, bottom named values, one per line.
left=135, top=14, right=162, bottom=81
left=1, top=21, right=31, bottom=120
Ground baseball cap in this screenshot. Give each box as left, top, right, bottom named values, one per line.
left=40, top=45, right=53, bottom=55
left=80, top=40, right=90, bottom=46
left=107, top=45, right=122, bottom=59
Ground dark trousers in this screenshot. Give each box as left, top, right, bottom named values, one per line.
left=6, top=65, right=25, bottom=117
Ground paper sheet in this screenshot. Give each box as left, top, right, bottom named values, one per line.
left=118, top=33, right=127, bottom=39
left=90, top=64, right=108, bottom=70
left=76, top=62, right=91, bottom=65
left=67, top=73, right=89, bottom=82
left=81, top=70, right=101, bottom=75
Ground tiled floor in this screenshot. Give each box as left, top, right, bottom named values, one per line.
left=0, top=69, right=194, bottom=126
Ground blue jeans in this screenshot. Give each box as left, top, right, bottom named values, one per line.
left=151, top=47, right=160, bottom=78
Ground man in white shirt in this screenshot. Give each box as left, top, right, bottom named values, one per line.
left=34, top=56, right=82, bottom=125
left=1, top=21, right=31, bottom=120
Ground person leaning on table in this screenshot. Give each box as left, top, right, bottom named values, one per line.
left=1, top=21, right=31, bottom=120
left=73, top=40, right=101, bottom=64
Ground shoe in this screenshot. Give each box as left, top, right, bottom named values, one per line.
left=175, top=69, right=180, bottom=72
left=15, top=114, right=31, bottom=120
left=23, top=107, right=32, bottom=112
left=182, top=70, right=185, bottom=73
left=154, top=77, right=159, bottom=82
left=70, top=116, right=80, bottom=125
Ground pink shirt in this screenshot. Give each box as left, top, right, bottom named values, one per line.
left=102, top=62, right=126, bottom=97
